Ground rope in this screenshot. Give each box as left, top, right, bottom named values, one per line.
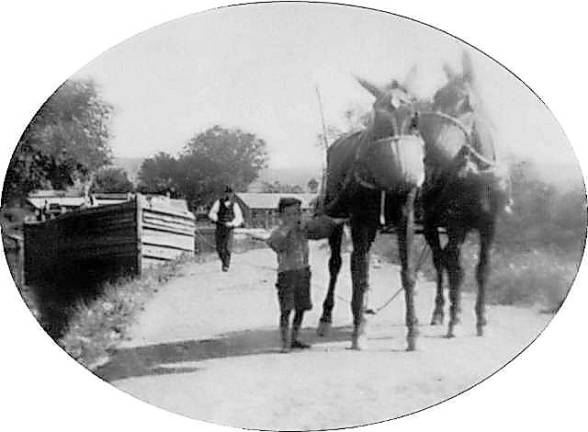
left=319, top=241, right=433, bottom=316
left=239, top=229, right=433, bottom=317
left=365, top=241, right=432, bottom=315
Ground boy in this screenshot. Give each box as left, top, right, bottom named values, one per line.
left=266, top=197, right=344, bottom=353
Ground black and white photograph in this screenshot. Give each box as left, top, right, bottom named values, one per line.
left=1, top=1, right=587, bottom=431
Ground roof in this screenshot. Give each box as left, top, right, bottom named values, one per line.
left=27, top=197, right=86, bottom=209
left=29, top=189, right=81, bottom=198
left=27, top=192, right=135, bottom=210
left=236, top=193, right=318, bottom=210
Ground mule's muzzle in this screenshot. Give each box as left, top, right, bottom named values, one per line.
left=365, top=135, right=425, bottom=192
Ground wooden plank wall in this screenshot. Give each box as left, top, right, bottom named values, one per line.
left=137, top=196, right=195, bottom=271
left=24, top=200, right=138, bottom=285
left=23, top=195, right=197, bottom=286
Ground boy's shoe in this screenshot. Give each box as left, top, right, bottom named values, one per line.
left=291, top=340, right=311, bottom=349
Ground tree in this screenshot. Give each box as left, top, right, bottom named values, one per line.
left=2, top=79, right=112, bottom=204
left=136, top=126, right=268, bottom=209
left=261, top=181, right=280, bottom=193
left=91, top=167, right=134, bottom=193
left=178, top=126, right=268, bottom=208
left=261, top=181, right=305, bottom=193
left=136, top=152, right=178, bottom=195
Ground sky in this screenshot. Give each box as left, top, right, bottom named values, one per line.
left=72, top=2, right=581, bottom=185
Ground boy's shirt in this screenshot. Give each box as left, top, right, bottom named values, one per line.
left=266, top=216, right=337, bottom=273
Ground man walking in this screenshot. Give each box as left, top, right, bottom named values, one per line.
left=208, top=186, right=244, bottom=272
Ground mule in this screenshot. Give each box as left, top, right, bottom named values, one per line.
left=317, top=77, right=425, bottom=351
left=418, top=53, right=511, bottom=338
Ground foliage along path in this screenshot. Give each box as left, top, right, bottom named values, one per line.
left=96, top=241, right=551, bottom=430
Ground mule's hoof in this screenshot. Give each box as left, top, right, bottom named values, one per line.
left=317, top=320, right=331, bottom=337
left=350, top=333, right=367, bottom=351
left=446, top=324, right=459, bottom=338
left=476, top=324, right=486, bottom=337
left=406, top=338, right=417, bottom=351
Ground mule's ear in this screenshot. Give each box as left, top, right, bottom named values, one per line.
left=461, top=51, right=475, bottom=83
left=442, top=63, right=457, bottom=81
left=356, top=76, right=383, bottom=99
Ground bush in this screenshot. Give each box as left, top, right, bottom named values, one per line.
left=485, top=245, right=577, bottom=310
left=58, top=254, right=208, bottom=370
left=373, top=235, right=579, bottom=312
left=374, top=159, right=585, bottom=311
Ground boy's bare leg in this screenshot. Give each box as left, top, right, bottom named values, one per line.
left=280, top=310, right=291, bottom=353
left=291, top=310, right=311, bottom=349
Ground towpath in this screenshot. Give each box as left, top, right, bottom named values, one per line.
left=97, top=242, right=550, bottom=430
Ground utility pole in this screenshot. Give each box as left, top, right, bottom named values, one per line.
left=315, top=85, right=329, bottom=202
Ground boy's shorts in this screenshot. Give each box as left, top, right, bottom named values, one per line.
left=276, top=267, right=312, bottom=312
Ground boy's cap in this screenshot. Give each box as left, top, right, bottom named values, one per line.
left=278, top=197, right=302, bottom=213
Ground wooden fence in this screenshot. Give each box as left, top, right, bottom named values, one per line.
left=23, top=195, right=195, bottom=286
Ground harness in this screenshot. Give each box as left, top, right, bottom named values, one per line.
left=419, top=111, right=514, bottom=217
left=321, top=131, right=423, bottom=226
left=420, top=111, right=497, bottom=170
left=319, top=108, right=509, bottom=223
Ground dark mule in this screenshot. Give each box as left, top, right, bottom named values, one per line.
left=419, top=53, right=511, bottom=338
left=317, top=77, right=425, bottom=351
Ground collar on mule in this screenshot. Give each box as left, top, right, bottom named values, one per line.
left=421, top=111, right=496, bottom=170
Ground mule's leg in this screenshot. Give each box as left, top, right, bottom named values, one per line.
left=445, top=227, right=467, bottom=338
left=476, top=222, right=495, bottom=336
left=424, top=224, right=445, bottom=325
left=398, top=189, right=419, bottom=351
left=349, top=219, right=377, bottom=350
left=318, top=225, right=344, bottom=336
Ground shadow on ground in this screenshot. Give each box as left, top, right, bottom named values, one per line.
left=96, top=325, right=352, bottom=381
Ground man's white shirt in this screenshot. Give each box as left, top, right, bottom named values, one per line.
left=208, top=199, right=244, bottom=227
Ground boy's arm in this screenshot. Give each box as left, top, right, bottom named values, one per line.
left=247, top=229, right=270, bottom=242
left=266, top=226, right=290, bottom=251
left=304, top=215, right=348, bottom=240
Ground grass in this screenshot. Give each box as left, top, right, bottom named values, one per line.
left=56, top=233, right=264, bottom=371
left=372, top=232, right=583, bottom=313
left=477, top=244, right=580, bottom=311
left=58, top=253, right=215, bottom=371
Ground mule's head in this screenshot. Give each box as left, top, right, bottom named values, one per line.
left=433, top=52, right=477, bottom=117
left=356, top=72, right=425, bottom=192
left=357, top=77, right=419, bottom=141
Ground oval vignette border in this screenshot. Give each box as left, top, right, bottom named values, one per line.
left=0, top=2, right=586, bottom=432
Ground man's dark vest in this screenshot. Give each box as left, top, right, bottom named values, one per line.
left=218, top=199, right=235, bottom=224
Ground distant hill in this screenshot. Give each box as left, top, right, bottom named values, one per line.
left=111, top=157, right=144, bottom=183
left=110, top=157, right=321, bottom=190
left=257, top=166, right=322, bottom=188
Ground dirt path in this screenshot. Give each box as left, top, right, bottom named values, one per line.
left=97, top=242, right=551, bottom=431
